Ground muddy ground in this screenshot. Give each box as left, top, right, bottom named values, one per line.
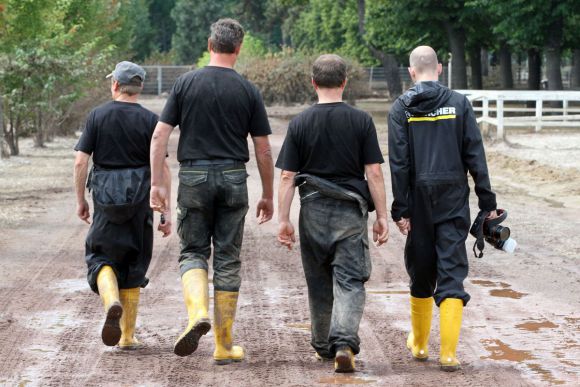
left=0, top=96, right=578, bottom=386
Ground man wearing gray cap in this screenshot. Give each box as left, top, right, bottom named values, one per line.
left=74, top=61, right=172, bottom=349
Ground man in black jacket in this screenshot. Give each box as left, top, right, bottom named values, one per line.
left=388, top=46, right=498, bottom=371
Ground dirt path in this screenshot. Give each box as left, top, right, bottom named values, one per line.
left=0, top=98, right=578, bottom=386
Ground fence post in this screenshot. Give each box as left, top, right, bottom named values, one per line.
left=535, top=99, right=542, bottom=132
left=157, top=66, right=162, bottom=96
left=563, top=99, right=569, bottom=120
left=482, top=97, right=489, bottom=120
left=497, top=98, right=504, bottom=139
left=448, top=53, right=452, bottom=89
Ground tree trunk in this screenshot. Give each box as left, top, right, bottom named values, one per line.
left=444, top=23, right=467, bottom=89
left=499, top=43, right=513, bottom=89
left=545, top=16, right=564, bottom=91
left=0, top=96, right=7, bottom=159
left=571, top=48, right=580, bottom=89
left=357, top=0, right=402, bottom=98
left=527, top=49, right=541, bottom=90
left=34, top=107, right=45, bottom=148
left=6, top=110, right=19, bottom=156
left=481, top=48, right=489, bottom=77
left=469, top=46, right=482, bottom=89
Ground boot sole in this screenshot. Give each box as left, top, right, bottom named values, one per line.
left=102, top=303, right=123, bottom=346
left=440, top=364, right=461, bottom=372
left=173, top=319, right=211, bottom=357
left=334, top=353, right=355, bottom=373
left=214, top=357, right=243, bottom=365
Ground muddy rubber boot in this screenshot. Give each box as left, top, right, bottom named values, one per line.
left=174, top=269, right=211, bottom=357
left=213, top=291, right=244, bottom=365
left=118, top=288, right=142, bottom=350
left=96, top=265, right=123, bottom=346
left=334, top=346, right=355, bottom=373
left=406, top=296, right=433, bottom=361
left=439, top=298, right=463, bottom=372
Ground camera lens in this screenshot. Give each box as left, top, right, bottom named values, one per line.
left=492, top=225, right=510, bottom=241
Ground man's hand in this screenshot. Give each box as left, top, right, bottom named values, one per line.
left=277, top=220, right=296, bottom=250
left=157, top=211, right=172, bottom=237
left=77, top=199, right=91, bottom=224
left=396, top=217, right=411, bottom=235
left=486, top=210, right=499, bottom=220
left=256, top=197, right=274, bottom=224
left=150, top=185, right=169, bottom=213
left=373, top=217, right=389, bottom=246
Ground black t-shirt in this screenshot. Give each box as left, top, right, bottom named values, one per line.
left=75, top=101, right=158, bottom=168
left=159, top=66, right=271, bottom=162
left=275, top=102, right=384, bottom=195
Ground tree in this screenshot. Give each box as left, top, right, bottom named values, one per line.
left=171, top=0, right=233, bottom=64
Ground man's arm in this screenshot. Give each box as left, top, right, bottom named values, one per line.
left=252, top=135, right=274, bottom=224
left=150, top=121, right=174, bottom=212
left=462, top=101, right=497, bottom=212
left=365, top=163, right=389, bottom=246
left=157, top=158, right=172, bottom=237
left=74, top=151, right=91, bottom=224
left=387, top=101, right=411, bottom=222
left=277, top=170, right=297, bottom=249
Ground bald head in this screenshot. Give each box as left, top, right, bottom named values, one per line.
left=409, top=46, right=439, bottom=74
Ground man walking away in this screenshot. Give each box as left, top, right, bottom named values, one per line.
left=74, top=61, right=172, bottom=349
left=149, top=18, right=274, bottom=364
left=388, top=46, right=498, bottom=371
left=276, top=54, right=389, bottom=373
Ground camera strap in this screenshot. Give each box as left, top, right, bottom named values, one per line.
left=470, top=210, right=488, bottom=258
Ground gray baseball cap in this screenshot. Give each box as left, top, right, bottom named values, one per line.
left=106, top=61, right=146, bottom=84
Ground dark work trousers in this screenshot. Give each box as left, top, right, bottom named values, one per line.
left=299, top=194, right=371, bottom=357
left=85, top=166, right=153, bottom=293
left=176, top=160, right=249, bottom=292
left=405, top=182, right=471, bottom=306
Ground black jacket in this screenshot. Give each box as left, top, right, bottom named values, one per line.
left=388, top=81, right=496, bottom=221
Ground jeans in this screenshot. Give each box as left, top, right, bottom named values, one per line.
left=299, top=193, right=371, bottom=356
left=176, top=162, right=249, bottom=292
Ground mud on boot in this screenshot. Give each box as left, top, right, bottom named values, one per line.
left=213, top=291, right=244, bottom=365
left=97, top=266, right=123, bottom=346
left=174, top=318, right=212, bottom=357
left=101, top=301, right=123, bottom=346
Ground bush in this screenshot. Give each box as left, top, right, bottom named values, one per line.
left=238, top=51, right=370, bottom=105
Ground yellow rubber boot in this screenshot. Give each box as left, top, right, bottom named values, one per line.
left=406, top=296, right=433, bottom=361
left=213, top=291, right=244, bottom=364
left=334, top=346, right=355, bottom=373
left=119, top=288, right=142, bottom=350
left=173, top=269, right=211, bottom=357
left=96, top=265, right=123, bottom=346
left=439, top=298, right=463, bottom=371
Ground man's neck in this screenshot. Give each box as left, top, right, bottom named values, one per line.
left=114, top=94, right=139, bottom=103
left=208, top=52, right=237, bottom=69
left=316, top=88, right=344, bottom=104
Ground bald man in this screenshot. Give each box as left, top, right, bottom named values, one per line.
left=387, top=46, right=498, bottom=371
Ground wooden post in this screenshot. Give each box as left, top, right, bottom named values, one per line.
left=157, top=66, right=162, bottom=96
left=497, top=98, right=504, bottom=139
left=563, top=99, right=569, bottom=121
left=535, top=99, right=542, bottom=132
left=369, top=67, right=374, bottom=89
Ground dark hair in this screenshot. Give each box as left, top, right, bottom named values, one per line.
left=113, top=76, right=143, bottom=96
left=209, top=18, right=245, bottom=54
left=312, top=54, right=347, bottom=88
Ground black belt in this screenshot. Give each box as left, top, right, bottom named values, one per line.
left=180, top=159, right=242, bottom=166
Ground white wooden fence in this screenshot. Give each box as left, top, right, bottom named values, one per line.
left=456, top=90, right=580, bottom=138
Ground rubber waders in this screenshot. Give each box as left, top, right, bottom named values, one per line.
left=439, top=298, right=463, bottom=371
left=174, top=269, right=211, bottom=357
left=213, top=291, right=244, bottom=364
left=334, top=346, right=355, bottom=373
left=406, top=296, right=434, bottom=361
left=96, top=265, right=123, bottom=346
left=119, top=288, right=142, bottom=350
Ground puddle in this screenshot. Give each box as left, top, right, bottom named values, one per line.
left=527, top=363, right=566, bottom=385
left=367, top=290, right=409, bottom=295
left=286, top=322, right=310, bottom=331
left=516, top=320, right=559, bottom=332
left=489, top=289, right=527, bottom=299
left=480, top=339, right=535, bottom=362
left=317, top=375, right=377, bottom=384
left=471, top=280, right=510, bottom=288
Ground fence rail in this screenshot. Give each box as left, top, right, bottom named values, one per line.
left=456, top=90, right=580, bottom=138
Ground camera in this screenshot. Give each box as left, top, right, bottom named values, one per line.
left=470, top=209, right=517, bottom=257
